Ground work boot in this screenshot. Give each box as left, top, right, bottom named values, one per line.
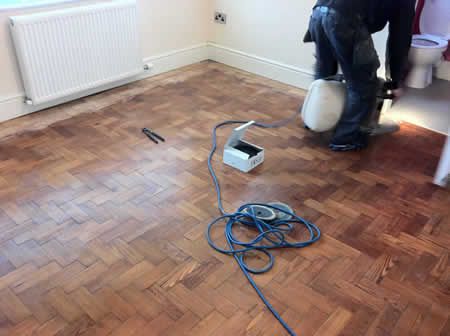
left=329, top=132, right=368, bottom=152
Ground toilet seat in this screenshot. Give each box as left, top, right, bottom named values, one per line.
left=412, top=34, right=448, bottom=49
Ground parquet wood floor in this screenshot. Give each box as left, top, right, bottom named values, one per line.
left=0, top=61, right=448, bottom=335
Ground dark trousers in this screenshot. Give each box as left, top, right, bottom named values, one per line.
left=309, top=7, right=380, bottom=144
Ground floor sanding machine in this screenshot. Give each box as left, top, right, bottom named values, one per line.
left=301, top=76, right=400, bottom=135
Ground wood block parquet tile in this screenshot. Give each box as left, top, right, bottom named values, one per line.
left=0, top=61, right=448, bottom=335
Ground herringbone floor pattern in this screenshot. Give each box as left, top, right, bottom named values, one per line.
left=0, top=62, right=448, bottom=335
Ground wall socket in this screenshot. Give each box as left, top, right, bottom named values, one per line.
left=214, top=12, right=227, bottom=24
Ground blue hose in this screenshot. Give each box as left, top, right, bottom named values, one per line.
left=205, top=117, right=321, bottom=336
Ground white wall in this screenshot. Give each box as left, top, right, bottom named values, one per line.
left=211, top=1, right=316, bottom=74
left=209, top=0, right=389, bottom=86
left=0, top=0, right=211, bottom=119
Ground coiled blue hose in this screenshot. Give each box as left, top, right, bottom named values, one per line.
left=205, top=116, right=321, bottom=336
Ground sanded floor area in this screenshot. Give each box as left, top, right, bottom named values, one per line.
left=0, top=61, right=448, bottom=336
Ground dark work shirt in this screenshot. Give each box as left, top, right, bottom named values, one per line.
left=312, top=0, right=416, bottom=85
left=366, top=0, right=416, bottom=85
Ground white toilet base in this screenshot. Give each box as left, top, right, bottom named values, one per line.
left=435, top=60, right=450, bottom=81
left=406, top=65, right=434, bottom=89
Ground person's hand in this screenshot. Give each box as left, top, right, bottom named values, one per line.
left=383, top=81, right=403, bottom=99
left=392, top=88, right=404, bottom=99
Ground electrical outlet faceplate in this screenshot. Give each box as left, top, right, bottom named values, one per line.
left=214, top=12, right=227, bottom=24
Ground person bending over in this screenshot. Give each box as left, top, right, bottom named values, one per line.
left=304, top=0, right=416, bottom=151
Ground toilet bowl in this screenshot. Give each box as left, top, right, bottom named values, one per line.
left=406, top=0, right=450, bottom=89
left=406, top=34, right=448, bottom=88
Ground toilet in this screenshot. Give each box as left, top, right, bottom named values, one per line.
left=406, top=0, right=450, bottom=89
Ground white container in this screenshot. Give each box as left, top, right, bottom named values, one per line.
left=223, top=121, right=264, bottom=173
left=301, top=78, right=346, bottom=132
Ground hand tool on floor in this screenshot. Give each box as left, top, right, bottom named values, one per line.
left=142, top=128, right=165, bottom=144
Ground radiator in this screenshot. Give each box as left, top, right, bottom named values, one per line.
left=10, top=0, right=143, bottom=106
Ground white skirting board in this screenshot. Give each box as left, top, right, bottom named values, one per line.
left=141, top=43, right=209, bottom=79
left=0, top=94, right=29, bottom=123
left=207, top=43, right=314, bottom=90
left=0, top=75, right=142, bottom=123
left=0, top=43, right=209, bottom=123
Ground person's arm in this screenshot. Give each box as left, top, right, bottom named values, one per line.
left=386, top=0, right=416, bottom=89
